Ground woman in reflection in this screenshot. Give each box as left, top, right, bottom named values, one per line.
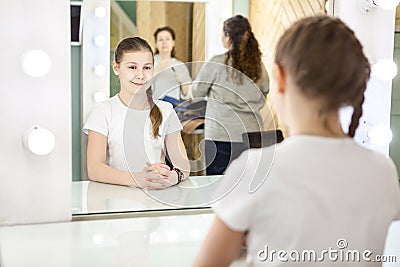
left=193, top=16, right=400, bottom=267
left=152, top=26, right=192, bottom=101
left=83, top=37, right=190, bottom=189
left=182, top=15, right=270, bottom=175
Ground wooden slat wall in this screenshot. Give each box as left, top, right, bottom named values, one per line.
left=249, top=0, right=325, bottom=134
left=249, top=0, right=326, bottom=74
left=192, top=2, right=206, bottom=77
left=136, top=1, right=166, bottom=45
left=166, top=2, right=190, bottom=62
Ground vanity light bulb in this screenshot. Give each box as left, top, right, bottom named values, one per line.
left=93, top=91, right=106, bottom=102
left=374, top=0, right=400, bottom=9
left=371, top=59, right=398, bottom=81
left=94, top=65, right=106, bottom=76
left=94, top=6, right=106, bottom=18
left=325, top=0, right=332, bottom=13
left=92, top=234, right=104, bottom=245
left=22, top=50, right=51, bottom=77
left=94, top=35, right=106, bottom=47
left=23, top=126, right=56, bottom=156
left=367, top=125, right=393, bottom=146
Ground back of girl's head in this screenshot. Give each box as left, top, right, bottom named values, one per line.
left=114, top=36, right=154, bottom=64
left=274, top=15, right=371, bottom=137
left=153, top=26, right=176, bottom=57
left=223, top=15, right=262, bottom=82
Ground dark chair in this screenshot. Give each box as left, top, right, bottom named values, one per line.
left=242, top=130, right=284, bottom=149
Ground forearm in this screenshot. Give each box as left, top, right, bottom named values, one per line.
left=87, top=162, right=143, bottom=187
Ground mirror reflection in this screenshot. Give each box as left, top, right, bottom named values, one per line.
left=73, top=0, right=288, bottom=216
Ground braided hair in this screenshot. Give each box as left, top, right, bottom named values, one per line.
left=274, top=16, right=371, bottom=137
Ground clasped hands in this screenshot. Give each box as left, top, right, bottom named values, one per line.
left=142, top=161, right=178, bottom=190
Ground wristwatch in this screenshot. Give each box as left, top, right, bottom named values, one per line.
left=172, top=167, right=184, bottom=185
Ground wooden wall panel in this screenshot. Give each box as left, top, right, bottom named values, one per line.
left=136, top=1, right=166, bottom=46
left=192, top=2, right=206, bottom=77
left=250, top=0, right=325, bottom=74
left=166, top=2, right=190, bottom=62
left=249, top=0, right=325, bottom=134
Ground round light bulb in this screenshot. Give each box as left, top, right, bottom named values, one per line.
left=21, top=50, right=51, bottom=77
left=371, top=59, right=398, bottom=81
left=23, top=126, right=56, bottom=155
left=94, top=65, right=106, bottom=76
left=94, top=35, right=106, bottom=47
left=94, top=6, right=106, bottom=18
left=374, top=0, right=400, bottom=9
left=367, top=125, right=393, bottom=146
left=92, top=234, right=104, bottom=245
left=93, top=91, right=106, bottom=102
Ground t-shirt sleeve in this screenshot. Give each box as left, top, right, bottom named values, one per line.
left=82, top=103, right=109, bottom=137
left=212, top=150, right=258, bottom=232
left=163, top=103, right=183, bottom=135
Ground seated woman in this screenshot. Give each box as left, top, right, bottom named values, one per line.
left=83, top=37, right=190, bottom=189
left=152, top=26, right=192, bottom=101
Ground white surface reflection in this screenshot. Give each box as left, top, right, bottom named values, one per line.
left=72, top=175, right=222, bottom=215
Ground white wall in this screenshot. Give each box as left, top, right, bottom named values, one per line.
left=0, top=0, right=72, bottom=225
left=205, top=0, right=233, bottom=60
left=335, top=0, right=396, bottom=155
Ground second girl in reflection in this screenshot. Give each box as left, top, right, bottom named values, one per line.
left=84, top=37, right=190, bottom=189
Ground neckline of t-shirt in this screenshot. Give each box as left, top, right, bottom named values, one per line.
left=285, top=134, right=354, bottom=143
left=114, top=95, right=151, bottom=112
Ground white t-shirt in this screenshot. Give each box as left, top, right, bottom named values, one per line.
left=83, top=96, right=182, bottom=172
left=213, top=135, right=400, bottom=267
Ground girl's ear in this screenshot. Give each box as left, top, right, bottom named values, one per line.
left=112, top=61, right=119, bottom=75
left=274, top=64, right=286, bottom=94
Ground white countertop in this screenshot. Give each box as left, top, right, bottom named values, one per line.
left=0, top=213, right=246, bottom=267
left=72, top=175, right=222, bottom=218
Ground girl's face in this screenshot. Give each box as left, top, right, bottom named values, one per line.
left=113, top=51, right=154, bottom=95
left=221, top=30, right=230, bottom=49
left=156, top=31, right=175, bottom=55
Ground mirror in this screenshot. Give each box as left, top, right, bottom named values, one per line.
left=73, top=0, right=228, bottom=217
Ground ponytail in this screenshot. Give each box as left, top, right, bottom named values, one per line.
left=223, top=15, right=262, bottom=83
left=348, top=92, right=365, bottom=138
left=146, top=87, right=163, bottom=138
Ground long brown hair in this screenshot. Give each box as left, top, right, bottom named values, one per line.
left=274, top=16, right=371, bottom=137
left=114, top=37, right=163, bottom=138
left=223, top=15, right=262, bottom=83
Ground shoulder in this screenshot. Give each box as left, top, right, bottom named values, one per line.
left=171, top=58, right=184, bottom=65
left=91, top=96, right=116, bottom=113
left=209, top=53, right=227, bottom=63
left=154, top=100, right=174, bottom=114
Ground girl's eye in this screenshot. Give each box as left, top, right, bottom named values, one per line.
left=129, top=66, right=137, bottom=70
left=144, top=66, right=152, bottom=70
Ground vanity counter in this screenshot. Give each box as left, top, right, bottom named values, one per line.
left=72, top=175, right=222, bottom=220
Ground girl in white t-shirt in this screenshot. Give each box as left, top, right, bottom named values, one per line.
left=193, top=16, right=400, bottom=266
left=84, top=37, right=190, bottom=189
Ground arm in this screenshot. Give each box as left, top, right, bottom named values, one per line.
left=165, top=130, right=190, bottom=180
left=86, top=130, right=145, bottom=187
left=193, top=216, right=245, bottom=267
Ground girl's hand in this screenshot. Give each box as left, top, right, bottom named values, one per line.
left=151, top=162, right=170, bottom=179
left=143, top=162, right=178, bottom=189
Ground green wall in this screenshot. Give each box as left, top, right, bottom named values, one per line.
left=390, top=33, right=400, bottom=173
left=71, top=46, right=81, bottom=181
